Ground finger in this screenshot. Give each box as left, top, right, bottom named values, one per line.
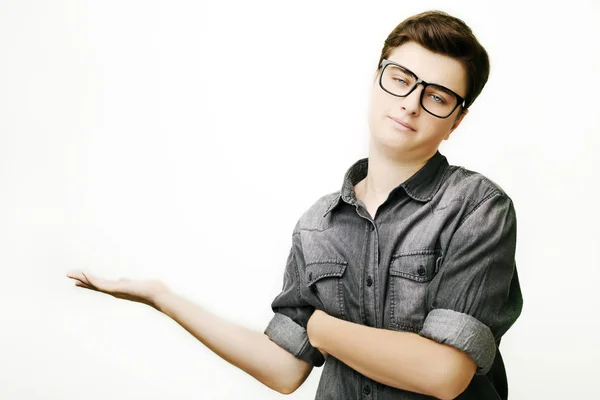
left=66, top=271, right=86, bottom=281
left=68, top=275, right=89, bottom=286
left=81, top=271, right=109, bottom=290
left=84, top=272, right=130, bottom=294
left=67, top=271, right=98, bottom=287
left=74, top=280, right=93, bottom=288
left=75, top=281, right=98, bottom=292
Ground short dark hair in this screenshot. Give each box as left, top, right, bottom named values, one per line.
left=377, top=10, right=490, bottom=110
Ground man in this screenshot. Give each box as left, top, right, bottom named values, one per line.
left=67, top=10, right=523, bottom=400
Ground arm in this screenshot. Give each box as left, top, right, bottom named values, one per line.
left=155, top=225, right=326, bottom=394
left=307, top=310, right=474, bottom=399
left=308, top=192, right=523, bottom=399
left=67, top=227, right=321, bottom=394
left=67, top=273, right=315, bottom=394
left=66, top=270, right=314, bottom=395
left=155, top=289, right=313, bottom=394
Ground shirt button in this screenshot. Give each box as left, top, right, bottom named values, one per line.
left=417, top=265, right=426, bottom=276
left=366, top=276, right=373, bottom=287
left=363, top=385, right=371, bottom=395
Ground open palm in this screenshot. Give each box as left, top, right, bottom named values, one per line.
left=66, top=271, right=169, bottom=310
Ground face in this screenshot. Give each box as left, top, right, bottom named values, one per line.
left=367, top=41, right=469, bottom=161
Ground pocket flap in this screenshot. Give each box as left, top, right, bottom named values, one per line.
left=305, top=262, right=347, bottom=287
left=390, top=251, right=441, bottom=282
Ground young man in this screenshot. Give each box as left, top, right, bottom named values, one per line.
left=68, top=10, right=523, bottom=400
left=264, top=10, right=522, bottom=399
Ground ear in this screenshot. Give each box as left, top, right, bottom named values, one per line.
left=444, top=108, right=469, bottom=140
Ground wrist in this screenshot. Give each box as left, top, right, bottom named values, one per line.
left=308, top=309, right=329, bottom=349
left=151, top=284, right=174, bottom=312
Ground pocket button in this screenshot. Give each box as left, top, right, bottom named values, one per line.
left=417, top=265, right=426, bottom=276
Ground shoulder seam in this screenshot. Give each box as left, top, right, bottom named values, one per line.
left=456, top=191, right=507, bottom=230
left=455, top=166, right=510, bottom=197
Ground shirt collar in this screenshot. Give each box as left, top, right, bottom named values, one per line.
left=322, top=150, right=449, bottom=217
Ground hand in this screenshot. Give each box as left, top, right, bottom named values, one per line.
left=307, top=309, right=329, bottom=358
left=66, top=270, right=170, bottom=311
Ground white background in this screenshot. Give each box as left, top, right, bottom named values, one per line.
left=1, top=0, right=598, bottom=399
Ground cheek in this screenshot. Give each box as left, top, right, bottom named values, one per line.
left=422, top=118, right=454, bottom=138
left=436, top=117, right=455, bottom=131
left=368, top=90, right=389, bottom=120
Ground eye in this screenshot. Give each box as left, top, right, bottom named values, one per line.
left=394, top=77, right=408, bottom=85
left=430, top=94, right=445, bottom=104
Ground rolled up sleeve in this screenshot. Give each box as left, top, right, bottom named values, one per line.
left=264, top=230, right=325, bottom=367
left=419, top=193, right=523, bottom=375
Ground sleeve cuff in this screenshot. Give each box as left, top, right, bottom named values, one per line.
left=264, top=312, right=325, bottom=367
left=418, top=309, right=496, bottom=375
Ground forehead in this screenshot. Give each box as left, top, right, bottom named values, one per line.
left=387, top=41, right=467, bottom=97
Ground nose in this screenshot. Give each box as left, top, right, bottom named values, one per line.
left=400, top=84, right=424, bottom=115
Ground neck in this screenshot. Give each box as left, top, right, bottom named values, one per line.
left=357, top=141, right=436, bottom=202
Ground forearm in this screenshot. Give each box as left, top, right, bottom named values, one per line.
left=310, top=314, right=474, bottom=399
left=154, top=289, right=312, bottom=394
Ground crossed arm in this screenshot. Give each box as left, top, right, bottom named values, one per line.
left=305, top=309, right=476, bottom=400
left=285, top=193, right=521, bottom=398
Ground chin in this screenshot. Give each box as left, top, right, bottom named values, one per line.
left=373, top=131, right=414, bottom=151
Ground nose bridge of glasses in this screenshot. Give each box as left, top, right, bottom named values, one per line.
left=414, top=77, right=429, bottom=92
left=406, top=78, right=426, bottom=102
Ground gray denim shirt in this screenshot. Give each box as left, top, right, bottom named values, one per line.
left=264, top=150, right=523, bottom=399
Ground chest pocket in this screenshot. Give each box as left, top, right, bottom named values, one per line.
left=388, top=250, right=442, bottom=332
left=305, top=260, right=348, bottom=320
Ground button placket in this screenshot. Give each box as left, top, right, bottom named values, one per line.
left=362, top=220, right=379, bottom=328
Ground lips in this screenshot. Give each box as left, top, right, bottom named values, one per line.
left=388, top=116, right=415, bottom=131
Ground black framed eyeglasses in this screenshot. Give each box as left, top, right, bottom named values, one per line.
left=379, top=59, right=466, bottom=119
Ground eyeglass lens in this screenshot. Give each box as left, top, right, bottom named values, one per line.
left=381, top=64, right=459, bottom=118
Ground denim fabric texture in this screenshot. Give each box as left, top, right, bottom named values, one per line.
left=264, top=150, right=523, bottom=399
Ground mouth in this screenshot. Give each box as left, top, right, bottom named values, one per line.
left=388, top=116, right=416, bottom=132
